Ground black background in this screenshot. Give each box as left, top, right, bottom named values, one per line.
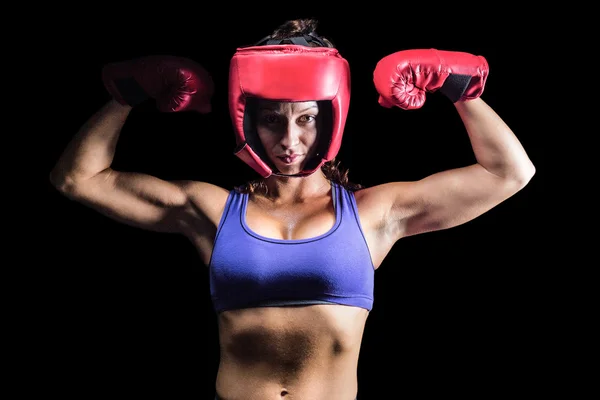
left=42, top=10, right=549, bottom=399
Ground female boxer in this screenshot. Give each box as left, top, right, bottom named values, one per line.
left=50, top=18, right=535, bottom=400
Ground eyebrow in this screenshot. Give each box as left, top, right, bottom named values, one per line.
left=259, top=105, right=318, bottom=113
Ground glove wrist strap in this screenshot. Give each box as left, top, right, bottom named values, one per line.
left=438, top=74, right=472, bottom=103
left=114, top=77, right=150, bottom=106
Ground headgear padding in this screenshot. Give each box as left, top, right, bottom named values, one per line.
left=228, top=44, right=351, bottom=178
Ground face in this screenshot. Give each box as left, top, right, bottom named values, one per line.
left=255, top=100, right=321, bottom=174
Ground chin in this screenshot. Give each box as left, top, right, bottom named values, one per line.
left=273, top=164, right=306, bottom=177
left=276, top=166, right=302, bottom=176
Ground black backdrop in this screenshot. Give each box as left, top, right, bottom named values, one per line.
left=43, top=10, right=547, bottom=399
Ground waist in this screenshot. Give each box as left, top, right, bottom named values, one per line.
left=215, top=390, right=357, bottom=400
left=215, top=362, right=359, bottom=400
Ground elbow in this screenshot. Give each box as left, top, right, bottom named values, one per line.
left=49, top=168, right=66, bottom=192
left=49, top=169, right=80, bottom=198
left=507, top=160, right=536, bottom=193
left=518, top=159, right=536, bottom=187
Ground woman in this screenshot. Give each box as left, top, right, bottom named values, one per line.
left=50, top=18, right=535, bottom=400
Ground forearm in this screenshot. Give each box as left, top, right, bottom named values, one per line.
left=50, top=99, right=132, bottom=186
left=454, top=98, right=535, bottom=183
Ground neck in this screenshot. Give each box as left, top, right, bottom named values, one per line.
left=261, top=170, right=331, bottom=203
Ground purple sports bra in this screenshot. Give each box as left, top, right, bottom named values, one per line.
left=208, top=182, right=375, bottom=313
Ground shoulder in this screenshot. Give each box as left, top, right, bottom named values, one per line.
left=353, top=181, right=412, bottom=207
left=352, top=181, right=417, bottom=226
left=172, top=180, right=233, bottom=221
left=175, top=180, right=230, bottom=195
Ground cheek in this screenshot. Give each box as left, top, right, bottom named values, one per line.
left=305, top=131, right=319, bottom=147
left=256, top=129, right=274, bottom=146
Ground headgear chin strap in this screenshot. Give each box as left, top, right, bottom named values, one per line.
left=228, top=34, right=351, bottom=178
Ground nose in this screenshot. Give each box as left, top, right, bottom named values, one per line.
left=279, top=122, right=301, bottom=149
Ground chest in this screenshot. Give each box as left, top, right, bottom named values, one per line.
left=245, top=197, right=336, bottom=241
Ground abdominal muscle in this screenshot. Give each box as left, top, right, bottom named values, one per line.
left=215, top=304, right=368, bottom=400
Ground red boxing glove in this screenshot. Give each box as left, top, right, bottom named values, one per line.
left=373, top=49, right=489, bottom=110
left=102, top=55, right=214, bottom=113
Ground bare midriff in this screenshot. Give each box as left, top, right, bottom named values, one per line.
left=215, top=304, right=368, bottom=400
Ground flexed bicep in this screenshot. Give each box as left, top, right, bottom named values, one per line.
left=397, top=164, right=524, bottom=238
left=58, top=169, right=191, bottom=233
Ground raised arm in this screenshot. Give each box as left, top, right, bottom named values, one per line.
left=50, top=55, right=215, bottom=233
left=367, top=49, right=535, bottom=240
left=395, top=97, right=534, bottom=237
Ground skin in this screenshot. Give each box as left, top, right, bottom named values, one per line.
left=50, top=94, right=535, bottom=399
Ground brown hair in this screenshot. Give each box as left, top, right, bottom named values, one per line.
left=268, top=18, right=335, bottom=47
left=235, top=18, right=362, bottom=195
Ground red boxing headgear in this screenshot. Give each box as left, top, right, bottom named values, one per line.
left=228, top=43, right=351, bottom=178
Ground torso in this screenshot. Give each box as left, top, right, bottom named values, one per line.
left=181, top=182, right=393, bottom=399
left=216, top=304, right=367, bottom=399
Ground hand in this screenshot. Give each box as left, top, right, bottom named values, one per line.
left=101, top=55, right=214, bottom=113
left=373, top=48, right=489, bottom=110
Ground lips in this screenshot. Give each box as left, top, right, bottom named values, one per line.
left=277, top=154, right=299, bottom=164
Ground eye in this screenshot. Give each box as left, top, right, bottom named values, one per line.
left=297, top=115, right=316, bottom=124
left=259, top=114, right=280, bottom=125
